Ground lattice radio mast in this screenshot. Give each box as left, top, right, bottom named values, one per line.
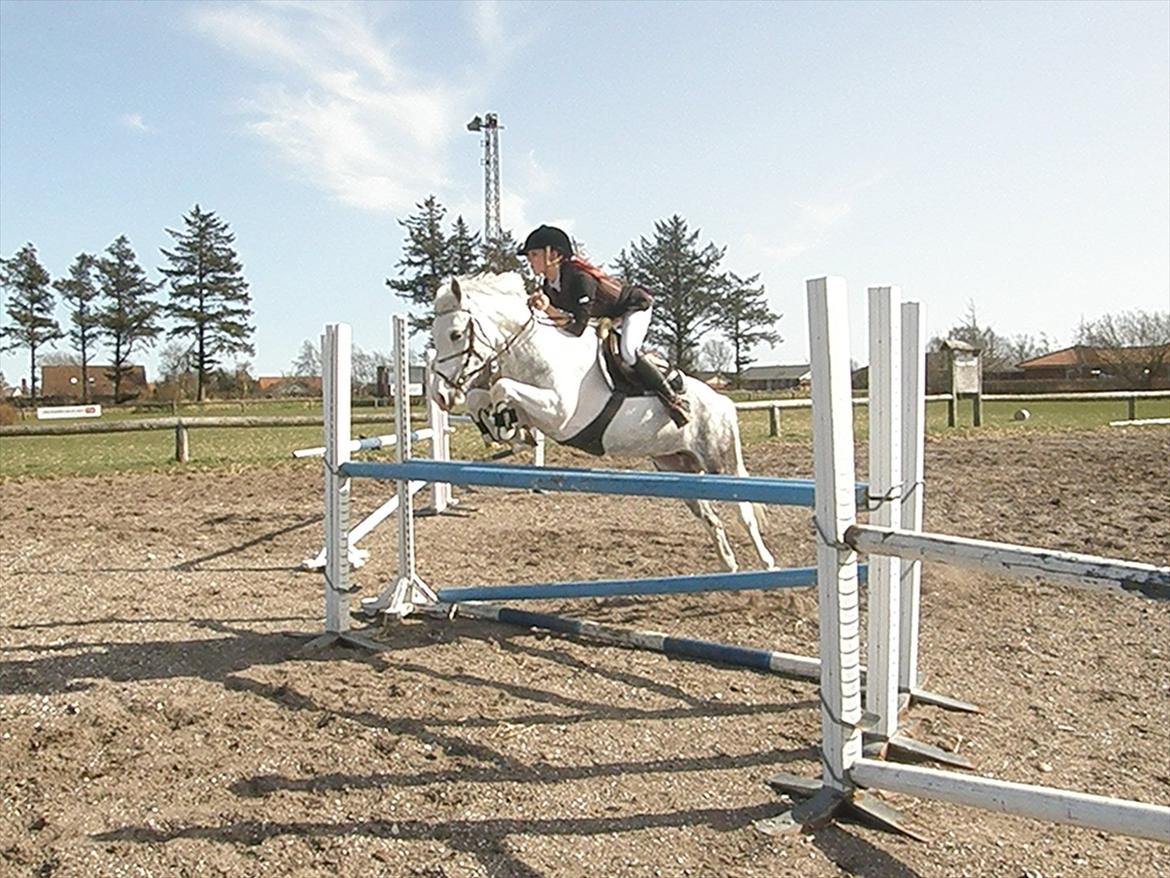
left=466, top=113, right=501, bottom=242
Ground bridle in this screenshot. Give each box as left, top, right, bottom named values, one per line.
left=431, top=304, right=539, bottom=397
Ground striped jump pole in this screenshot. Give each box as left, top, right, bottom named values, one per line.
left=450, top=602, right=824, bottom=678
left=446, top=601, right=965, bottom=712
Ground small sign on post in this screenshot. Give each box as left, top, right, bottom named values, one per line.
left=36, top=404, right=102, bottom=420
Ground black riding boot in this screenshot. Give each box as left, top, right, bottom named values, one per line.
left=632, top=354, right=690, bottom=427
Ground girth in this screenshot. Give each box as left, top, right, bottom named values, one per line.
left=563, top=392, right=626, bottom=457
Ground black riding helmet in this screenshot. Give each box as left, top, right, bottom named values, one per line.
left=518, top=224, right=573, bottom=257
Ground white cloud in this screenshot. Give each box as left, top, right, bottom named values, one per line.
left=120, top=113, right=151, bottom=132
left=190, top=1, right=462, bottom=214
left=471, top=0, right=505, bottom=50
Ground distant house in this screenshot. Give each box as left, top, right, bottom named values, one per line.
left=736, top=364, right=811, bottom=392
left=256, top=375, right=323, bottom=397
left=1015, top=345, right=1170, bottom=382
left=692, top=370, right=732, bottom=390
left=40, top=364, right=148, bottom=401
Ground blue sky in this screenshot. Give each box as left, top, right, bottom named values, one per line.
left=2, top=0, right=1167, bottom=383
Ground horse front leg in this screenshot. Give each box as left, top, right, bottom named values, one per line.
left=490, top=378, right=572, bottom=436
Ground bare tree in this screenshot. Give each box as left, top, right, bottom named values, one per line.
left=1076, top=309, right=1170, bottom=387
left=699, top=338, right=732, bottom=372
left=929, top=300, right=1017, bottom=372
left=291, top=339, right=321, bottom=376
left=994, top=333, right=1054, bottom=372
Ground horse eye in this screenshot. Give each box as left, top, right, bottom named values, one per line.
left=448, top=329, right=462, bottom=341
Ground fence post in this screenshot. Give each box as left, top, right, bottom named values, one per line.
left=768, top=404, right=780, bottom=437
left=174, top=421, right=189, bottom=463
left=1128, top=395, right=1137, bottom=421
left=947, top=393, right=957, bottom=427
left=973, top=392, right=982, bottom=427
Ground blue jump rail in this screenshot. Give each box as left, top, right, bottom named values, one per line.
left=437, top=565, right=868, bottom=603
left=339, top=458, right=868, bottom=508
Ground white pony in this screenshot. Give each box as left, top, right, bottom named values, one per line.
left=429, top=271, right=775, bottom=572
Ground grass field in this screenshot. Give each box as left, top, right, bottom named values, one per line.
left=1, top=397, right=1167, bottom=479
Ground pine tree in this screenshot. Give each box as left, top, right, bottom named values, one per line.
left=615, top=215, right=725, bottom=370
left=0, top=243, right=62, bottom=400
left=386, top=196, right=451, bottom=333
left=160, top=205, right=255, bottom=401
left=52, top=252, right=102, bottom=402
left=448, top=215, right=482, bottom=275
left=96, top=236, right=162, bottom=403
left=714, top=271, right=782, bottom=387
left=481, top=229, right=526, bottom=278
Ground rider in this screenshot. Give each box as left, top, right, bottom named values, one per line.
left=518, top=224, right=690, bottom=426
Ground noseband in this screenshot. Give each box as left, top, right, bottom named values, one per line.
left=432, top=305, right=536, bottom=397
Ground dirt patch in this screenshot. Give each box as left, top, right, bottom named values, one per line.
left=2, top=428, right=1168, bottom=877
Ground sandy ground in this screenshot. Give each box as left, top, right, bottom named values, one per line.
left=1, top=427, right=1168, bottom=878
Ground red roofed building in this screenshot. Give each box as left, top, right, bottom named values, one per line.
left=40, top=364, right=149, bottom=401
left=1016, top=345, right=1170, bottom=386
left=256, top=375, right=323, bottom=397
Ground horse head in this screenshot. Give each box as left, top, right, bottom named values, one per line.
left=429, top=272, right=528, bottom=411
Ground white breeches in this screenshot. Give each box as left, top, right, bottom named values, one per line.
left=619, top=306, right=652, bottom=365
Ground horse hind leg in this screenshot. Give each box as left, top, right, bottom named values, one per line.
left=684, top=498, right=738, bottom=572
left=652, top=452, right=738, bottom=572
left=687, top=402, right=777, bottom=570
left=736, top=501, right=775, bottom=569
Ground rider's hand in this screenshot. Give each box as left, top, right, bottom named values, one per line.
left=528, top=292, right=549, bottom=312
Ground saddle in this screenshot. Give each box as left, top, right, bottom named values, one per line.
left=597, top=320, right=684, bottom=396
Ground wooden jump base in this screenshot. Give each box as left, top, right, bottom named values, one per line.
left=759, top=277, right=1170, bottom=844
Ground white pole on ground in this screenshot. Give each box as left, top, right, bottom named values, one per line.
left=808, top=276, right=864, bottom=792
left=322, top=323, right=352, bottom=635
left=851, top=758, right=1170, bottom=843
left=866, top=286, right=902, bottom=740
left=899, top=301, right=926, bottom=693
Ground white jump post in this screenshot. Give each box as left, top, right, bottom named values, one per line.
left=299, top=322, right=455, bottom=571
left=756, top=275, right=866, bottom=834
left=778, top=276, right=1170, bottom=844
left=357, top=316, right=437, bottom=617
left=898, top=300, right=925, bottom=696
left=304, top=322, right=380, bottom=651
left=866, top=286, right=902, bottom=742
left=425, top=349, right=453, bottom=514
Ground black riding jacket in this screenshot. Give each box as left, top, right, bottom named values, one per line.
left=544, top=261, right=651, bottom=337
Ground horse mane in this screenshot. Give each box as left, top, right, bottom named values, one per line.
left=437, top=271, right=530, bottom=330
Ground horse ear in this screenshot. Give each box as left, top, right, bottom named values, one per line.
left=450, top=278, right=462, bottom=304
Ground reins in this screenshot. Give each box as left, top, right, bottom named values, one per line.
left=432, top=303, right=542, bottom=396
